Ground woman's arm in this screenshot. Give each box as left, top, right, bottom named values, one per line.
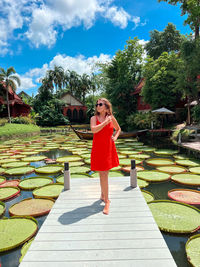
left=111, top=115, right=121, bottom=141
left=90, top=116, right=112, bottom=134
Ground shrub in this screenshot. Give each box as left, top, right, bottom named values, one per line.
left=192, top=104, right=200, bottom=124
left=0, top=118, right=8, bottom=126
left=126, top=112, right=159, bottom=131
left=172, top=128, right=195, bottom=142
left=11, top=115, right=35, bottom=125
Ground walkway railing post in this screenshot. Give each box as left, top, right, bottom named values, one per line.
left=64, top=162, right=70, bottom=191
left=178, top=132, right=181, bottom=144
left=130, top=159, right=137, bottom=188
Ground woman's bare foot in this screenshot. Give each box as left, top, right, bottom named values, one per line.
left=103, top=200, right=110, bottom=215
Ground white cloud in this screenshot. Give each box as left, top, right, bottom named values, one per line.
left=16, top=75, right=37, bottom=92
left=104, top=6, right=130, bottom=29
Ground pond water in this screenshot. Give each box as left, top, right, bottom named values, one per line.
left=0, top=133, right=199, bottom=267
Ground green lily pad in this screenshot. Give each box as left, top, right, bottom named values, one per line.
left=35, top=166, right=63, bottom=174
left=0, top=158, right=19, bottom=164
left=0, top=176, right=6, bottom=185
left=9, top=198, right=55, bottom=217
left=186, top=234, right=200, bottom=267
left=141, top=190, right=155, bottom=203
left=21, top=156, right=47, bottom=162
left=131, top=154, right=150, bottom=160
left=175, top=159, right=200, bottom=167
left=0, top=201, right=5, bottom=216
left=156, top=165, right=187, bottom=174
left=0, top=217, right=38, bottom=252
left=139, top=147, right=156, bottom=153
left=19, top=238, right=34, bottom=263
left=171, top=173, right=200, bottom=186
left=2, top=162, right=30, bottom=168
left=137, top=178, right=149, bottom=188
left=0, top=167, right=5, bottom=174
left=119, top=159, right=143, bottom=166
left=146, top=158, right=174, bottom=166
left=0, top=186, right=20, bottom=201
left=5, top=167, right=35, bottom=176
left=189, top=167, right=200, bottom=175
left=109, top=171, right=124, bottom=177
left=84, top=158, right=91, bottom=165
left=137, top=171, right=170, bottom=182
left=33, top=184, right=63, bottom=198
left=56, top=156, right=82, bottom=163
left=173, top=154, right=189, bottom=160
left=71, top=173, right=90, bottom=178
left=19, top=177, right=53, bottom=190
left=148, top=200, right=200, bottom=233
left=121, top=166, right=144, bottom=173
left=154, top=149, right=178, bottom=155
left=69, top=166, right=90, bottom=174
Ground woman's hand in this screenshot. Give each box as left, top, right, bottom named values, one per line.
left=104, top=115, right=112, bottom=125
left=111, top=135, right=117, bottom=142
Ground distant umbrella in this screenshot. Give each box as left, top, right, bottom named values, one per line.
left=152, top=107, right=175, bottom=128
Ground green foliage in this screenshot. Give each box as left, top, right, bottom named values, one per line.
left=0, top=118, right=8, bottom=126
left=192, top=105, right=200, bottom=123
left=126, top=112, right=160, bottom=130
left=0, top=123, right=40, bottom=137
left=102, top=37, right=144, bottom=128
left=11, top=116, right=35, bottom=125
left=172, top=128, right=195, bottom=142
left=142, top=52, right=181, bottom=109
left=145, top=23, right=183, bottom=59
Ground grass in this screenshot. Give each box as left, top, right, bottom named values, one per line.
left=0, top=123, right=40, bottom=137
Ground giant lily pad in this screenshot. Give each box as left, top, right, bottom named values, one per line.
left=154, top=149, right=178, bottom=156
left=141, top=190, right=155, bottom=203
left=137, top=171, right=170, bottom=182
left=5, top=167, right=35, bottom=176
left=137, top=178, right=149, bottom=188
left=0, top=158, right=19, bottom=164
left=33, top=183, right=63, bottom=198
left=168, top=189, right=200, bottom=205
left=119, top=159, right=143, bottom=166
left=148, top=200, right=200, bottom=233
left=156, top=165, right=187, bottom=174
left=35, top=166, right=62, bottom=174
left=171, top=173, right=200, bottom=186
left=121, top=166, right=144, bottom=173
left=175, top=159, right=200, bottom=167
left=69, top=166, right=90, bottom=174
left=146, top=158, right=174, bottom=166
left=186, top=234, right=200, bottom=267
left=0, top=179, right=20, bottom=188
left=0, top=187, right=20, bottom=201
left=0, top=201, right=5, bottom=216
left=1, top=161, right=30, bottom=168
left=56, top=156, right=82, bottom=163
left=19, top=177, right=53, bottom=190
left=0, top=217, right=38, bottom=252
left=189, top=167, right=200, bottom=175
left=0, top=176, right=6, bottom=185
left=0, top=167, right=5, bottom=174
left=19, top=238, right=34, bottom=263
left=21, top=156, right=47, bottom=162
left=9, top=198, right=55, bottom=217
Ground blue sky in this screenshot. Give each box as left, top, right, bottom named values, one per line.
left=0, top=0, right=191, bottom=96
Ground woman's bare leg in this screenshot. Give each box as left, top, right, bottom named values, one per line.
left=99, top=171, right=110, bottom=214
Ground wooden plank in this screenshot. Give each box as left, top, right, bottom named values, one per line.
left=20, top=177, right=177, bottom=267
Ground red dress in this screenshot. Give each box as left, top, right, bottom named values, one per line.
left=91, top=117, right=119, bottom=171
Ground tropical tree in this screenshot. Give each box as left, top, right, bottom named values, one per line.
left=0, top=67, right=21, bottom=123
left=158, top=0, right=200, bottom=39
left=101, top=37, right=144, bottom=128
left=80, top=73, right=92, bottom=104
left=145, top=23, right=183, bottom=59
left=142, top=52, right=181, bottom=109
left=47, top=65, right=65, bottom=92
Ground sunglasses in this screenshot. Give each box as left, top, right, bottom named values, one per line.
left=96, top=103, right=104, bottom=107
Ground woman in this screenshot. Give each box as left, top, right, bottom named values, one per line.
left=90, top=98, right=121, bottom=215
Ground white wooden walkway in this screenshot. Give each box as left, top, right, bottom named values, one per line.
left=20, top=177, right=177, bottom=267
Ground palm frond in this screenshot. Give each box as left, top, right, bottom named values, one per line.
left=7, top=80, right=17, bottom=91
left=0, top=68, right=6, bottom=75
left=7, top=67, right=16, bottom=76
left=9, top=75, right=21, bottom=87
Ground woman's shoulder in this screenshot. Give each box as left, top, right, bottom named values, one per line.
left=90, top=115, right=97, bottom=122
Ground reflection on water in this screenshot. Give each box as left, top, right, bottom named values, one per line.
left=0, top=135, right=199, bottom=267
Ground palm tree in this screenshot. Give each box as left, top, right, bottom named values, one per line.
left=80, top=73, right=91, bottom=104
left=0, top=67, right=21, bottom=123
left=47, top=65, right=64, bottom=92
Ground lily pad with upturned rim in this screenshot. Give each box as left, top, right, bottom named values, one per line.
left=137, top=178, right=149, bottom=188
left=171, top=173, right=200, bottom=186
left=5, top=167, right=35, bottom=176
left=186, top=234, right=200, bottom=267
left=0, top=216, right=38, bottom=252
left=9, top=198, right=55, bottom=217
left=19, top=238, right=34, bottom=263
left=146, top=158, right=174, bottom=166
left=156, top=165, right=187, bottom=174
left=21, top=156, right=47, bottom=162
left=175, top=159, right=200, bottom=167
left=56, top=156, right=82, bottom=163
left=168, top=189, right=200, bottom=205
left=19, top=177, right=53, bottom=190
left=0, top=201, right=5, bottom=216
left=0, top=186, right=20, bottom=201
left=141, top=190, right=155, bottom=203
left=148, top=200, right=200, bottom=233
left=119, top=159, right=143, bottom=166
left=137, top=170, right=170, bottom=182
left=121, top=166, right=144, bottom=173
left=0, top=179, right=20, bottom=188
left=69, top=166, right=91, bottom=174
left=189, top=167, right=200, bottom=175
left=0, top=167, right=5, bottom=174
left=33, top=183, right=63, bottom=198
left=154, top=149, right=178, bottom=156
left=1, top=161, right=30, bottom=169
left=0, top=176, right=6, bottom=185
left=35, top=166, right=63, bottom=174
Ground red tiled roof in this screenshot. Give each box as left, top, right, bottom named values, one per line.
left=133, top=78, right=145, bottom=95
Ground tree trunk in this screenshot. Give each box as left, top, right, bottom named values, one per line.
left=187, top=97, right=191, bottom=125
left=6, top=88, right=11, bottom=123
